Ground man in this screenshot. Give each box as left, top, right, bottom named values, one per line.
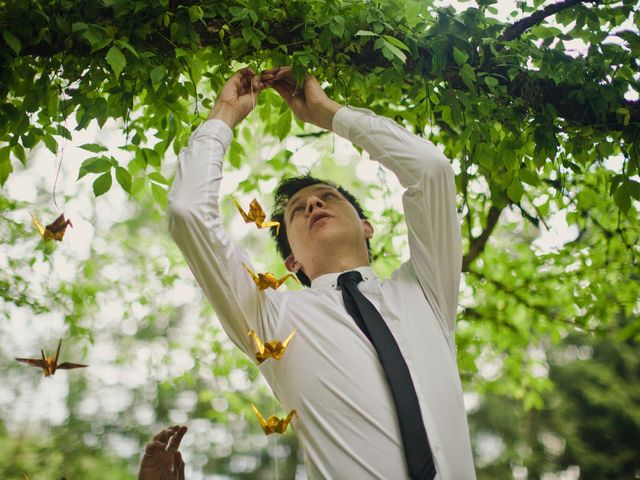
left=169, top=67, right=476, bottom=479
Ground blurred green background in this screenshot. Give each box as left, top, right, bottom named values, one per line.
left=1, top=0, right=639, bottom=478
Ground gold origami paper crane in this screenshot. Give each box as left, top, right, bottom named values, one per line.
left=248, top=329, right=296, bottom=364
left=251, top=404, right=297, bottom=435
left=243, top=263, right=299, bottom=290
left=32, top=213, right=73, bottom=242
left=231, top=197, right=280, bottom=235
left=15, top=339, right=88, bottom=377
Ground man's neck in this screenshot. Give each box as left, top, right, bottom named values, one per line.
left=306, top=256, right=370, bottom=282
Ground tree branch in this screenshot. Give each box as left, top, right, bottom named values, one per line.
left=462, top=205, right=503, bottom=272
left=498, top=0, right=592, bottom=42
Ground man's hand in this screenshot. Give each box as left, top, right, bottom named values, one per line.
left=261, top=67, right=342, bottom=131
left=208, top=68, right=265, bottom=129
left=139, top=425, right=188, bottom=480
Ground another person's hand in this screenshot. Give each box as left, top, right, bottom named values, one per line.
left=208, top=68, right=266, bottom=129
left=261, top=67, right=342, bottom=131
left=139, top=425, right=188, bottom=480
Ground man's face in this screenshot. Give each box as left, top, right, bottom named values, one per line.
left=283, top=183, right=372, bottom=274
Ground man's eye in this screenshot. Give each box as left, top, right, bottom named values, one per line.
left=322, top=192, right=336, bottom=199
left=291, top=206, right=303, bottom=216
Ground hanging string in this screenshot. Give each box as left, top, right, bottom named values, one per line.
left=51, top=81, right=68, bottom=211
left=270, top=361, right=280, bottom=480
left=249, top=78, right=263, bottom=195
left=46, top=376, right=52, bottom=480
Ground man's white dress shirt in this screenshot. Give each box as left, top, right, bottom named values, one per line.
left=168, top=106, right=476, bottom=479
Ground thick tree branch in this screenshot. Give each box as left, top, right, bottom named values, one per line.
left=498, top=0, right=592, bottom=42
left=462, top=205, right=503, bottom=272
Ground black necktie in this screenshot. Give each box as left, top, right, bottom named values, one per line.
left=337, top=270, right=436, bottom=480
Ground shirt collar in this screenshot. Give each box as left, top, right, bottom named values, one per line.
left=310, top=266, right=378, bottom=290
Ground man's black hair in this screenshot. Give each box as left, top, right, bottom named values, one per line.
left=270, top=175, right=371, bottom=287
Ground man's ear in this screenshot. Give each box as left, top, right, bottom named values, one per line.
left=363, top=220, right=374, bottom=240
left=285, top=253, right=301, bottom=273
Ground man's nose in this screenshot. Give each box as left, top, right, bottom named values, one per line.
left=305, top=196, right=325, bottom=215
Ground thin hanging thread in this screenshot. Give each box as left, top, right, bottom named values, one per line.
left=270, top=361, right=279, bottom=480
left=47, top=77, right=64, bottom=480
left=46, top=234, right=58, bottom=480
left=250, top=80, right=263, bottom=195
left=47, top=377, right=52, bottom=480
left=51, top=82, right=68, bottom=211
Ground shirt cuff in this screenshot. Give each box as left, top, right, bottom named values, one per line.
left=332, top=106, right=376, bottom=141
left=191, top=119, right=234, bottom=153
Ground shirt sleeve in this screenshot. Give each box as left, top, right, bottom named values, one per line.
left=332, top=107, right=461, bottom=338
left=168, top=119, right=281, bottom=357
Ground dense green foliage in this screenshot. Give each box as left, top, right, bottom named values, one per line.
left=470, top=312, right=639, bottom=479
left=1, top=0, right=639, bottom=477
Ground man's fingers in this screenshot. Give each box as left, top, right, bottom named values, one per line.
left=175, top=451, right=185, bottom=480
left=273, top=68, right=294, bottom=84
left=234, top=66, right=256, bottom=79
left=144, top=441, right=164, bottom=456
left=152, top=425, right=180, bottom=443
left=252, top=75, right=267, bottom=94
left=172, top=426, right=188, bottom=451
left=270, top=81, right=296, bottom=103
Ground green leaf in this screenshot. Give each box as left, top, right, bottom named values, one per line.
left=0, top=160, right=12, bottom=187
left=115, top=166, right=132, bottom=193
left=627, top=180, right=640, bottom=200
left=114, top=39, right=139, bottom=59
left=92, top=172, right=113, bottom=197
left=276, top=109, right=292, bottom=140
left=382, top=35, right=410, bottom=52
left=82, top=25, right=107, bottom=48
left=3, top=31, right=21, bottom=55
left=79, top=143, right=109, bottom=153
left=355, top=30, right=378, bottom=37
left=13, top=144, right=26, bottom=165
left=148, top=171, right=170, bottom=185
left=460, top=64, right=476, bottom=92
left=71, top=22, right=88, bottom=32
left=78, top=156, right=112, bottom=179
left=484, top=76, right=499, bottom=88
left=91, top=38, right=113, bottom=54
left=0, top=146, right=12, bottom=186
left=507, top=179, right=525, bottom=202
left=227, top=141, right=244, bottom=168
left=188, top=5, right=204, bottom=22
left=150, top=65, right=167, bottom=88
left=151, top=183, right=168, bottom=208
left=453, top=46, right=469, bottom=66
left=330, top=17, right=345, bottom=38
left=518, top=169, right=539, bottom=186
left=613, top=182, right=631, bottom=211
left=106, top=46, right=126, bottom=77
left=475, top=143, right=493, bottom=170
left=43, top=135, right=58, bottom=154
left=382, top=39, right=407, bottom=63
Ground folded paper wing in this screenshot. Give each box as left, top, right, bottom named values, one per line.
left=248, top=329, right=297, bottom=364
left=231, top=197, right=280, bottom=235
left=242, top=263, right=300, bottom=290
left=251, top=404, right=297, bottom=435
left=32, top=213, right=73, bottom=242
left=15, top=339, right=88, bottom=377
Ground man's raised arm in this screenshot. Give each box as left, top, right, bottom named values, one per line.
left=168, top=69, right=280, bottom=356
left=335, top=108, right=461, bottom=344
left=265, top=68, right=461, bottom=344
